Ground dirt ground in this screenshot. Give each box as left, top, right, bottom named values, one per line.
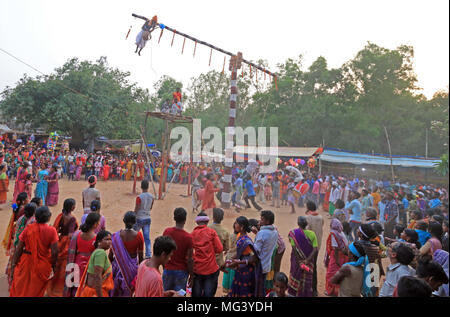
left=0, top=178, right=335, bottom=297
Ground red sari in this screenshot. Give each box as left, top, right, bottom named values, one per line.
left=46, top=213, right=78, bottom=297
left=9, top=223, right=59, bottom=297
left=201, top=180, right=219, bottom=211
left=103, top=164, right=110, bottom=181
left=13, top=167, right=27, bottom=203
left=324, top=232, right=348, bottom=296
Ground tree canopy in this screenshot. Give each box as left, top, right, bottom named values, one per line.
left=1, top=43, right=448, bottom=158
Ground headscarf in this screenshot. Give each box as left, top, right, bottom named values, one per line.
left=195, top=215, right=210, bottom=223
left=88, top=175, right=97, bottom=186
left=330, top=219, right=346, bottom=251
left=344, top=242, right=371, bottom=297
left=433, top=249, right=449, bottom=297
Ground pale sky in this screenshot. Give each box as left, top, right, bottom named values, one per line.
left=0, top=0, right=448, bottom=99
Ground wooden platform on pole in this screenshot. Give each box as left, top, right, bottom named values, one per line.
left=138, top=111, right=194, bottom=200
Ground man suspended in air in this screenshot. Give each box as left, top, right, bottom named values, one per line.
left=132, top=14, right=158, bottom=56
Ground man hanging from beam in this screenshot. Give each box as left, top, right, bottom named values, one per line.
left=132, top=14, right=158, bottom=56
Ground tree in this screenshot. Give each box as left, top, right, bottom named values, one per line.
left=1, top=57, right=149, bottom=149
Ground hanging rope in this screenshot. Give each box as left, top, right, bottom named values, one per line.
left=181, top=37, right=186, bottom=54
left=171, top=29, right=176, bottom=47
left=158, top=28, right=164, bottom=44
left=274, top=76, right=278, bottom=91
left=126, top=25, right=132, bottom=40
left=208, top=48, right=212, bottom=66
left=241, top=66, right=244, bottom=78
left=222, top=56, right=226, bottom=75
left=256, top=69, right=258, bottom=83
left=249, top=64, right=252, bottom=78
left=193, top=41, right=197, bottom=58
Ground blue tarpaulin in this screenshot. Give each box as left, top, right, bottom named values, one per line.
left=319, top=148, right=441, bottom=168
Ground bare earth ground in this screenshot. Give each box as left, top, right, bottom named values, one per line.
left=0, top=178, right=351, bottom=297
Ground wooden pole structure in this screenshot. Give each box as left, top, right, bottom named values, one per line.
left=140, top=126, right=158, bottom=199
left=133, top=112, right=150, bottom=194
left=221, top=53, right=242, bottom=209
left=158, top=122, right=167, bottom=199
left=187, top=123, right=193, bottom=196
left=384, top=126, right=395, bottom=183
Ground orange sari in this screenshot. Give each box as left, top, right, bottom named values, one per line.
left=0, top=173, right=8, bottom=204
left=75, top=253, right=114, bottom=297
left=46, top=214, right=78, bottom=297
left=9, top=223, right=58, bottom=297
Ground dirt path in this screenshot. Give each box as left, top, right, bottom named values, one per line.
left=0, top=178, right=333, bottom=297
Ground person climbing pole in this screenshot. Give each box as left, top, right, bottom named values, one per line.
left=133, top=14, right=158, bottom=56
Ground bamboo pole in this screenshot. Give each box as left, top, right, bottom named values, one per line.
left=384, top=126, right=395, bottom=183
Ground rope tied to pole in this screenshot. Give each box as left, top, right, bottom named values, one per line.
left=171, top=29, right=176, bottom=47
left=193, top=40, right=197, bottom=58
left=126, top=26, right=132, bottom=40
left=158, top=28, right=164, bottom=44
left=181, top=37, right=186, bottom=54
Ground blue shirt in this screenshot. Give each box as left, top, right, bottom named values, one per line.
left=416, top=229, right=431, bottom=247
left=253, top=225, right=279, bottom=274
left=429, top=198, right=441, bottom=209
left=348, top=199, right=363, bottom=223
left=402, top=198, right=409, bottom=210
left=379, top=201, right=386, bottom=224
left=245, top=180, right=256, bottom=197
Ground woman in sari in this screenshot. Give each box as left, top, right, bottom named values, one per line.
left=75, top=158, right=83, bottom=181
left=287, top=216, right=317, bottom=297
left=46, top=164, right=59, bottom=206
left=35, top=163, right=49, bottom=206
left=322, top=179, right=332, bottom=213
left=46, top=198, right=79, bottom=297
left=5, top=202, right=36, bottom=289
left=324, top=219, right=349, bottom=296
left=227, top=216, right=264, bottom=297
left=125, top=159, right=133, bottom=181
left=75, top=230, right=114, bottom=297
left=108, top=212, right=144, bottom=297
left=0, top=164, right=9, bottom=207
left=12, top=162, right=28, bottom=203
left=63, top=213, right=100, bottom=297
left=103, top=161, right=110, bottom=181
left=9, top=206, right=58, bottom=297
left=2, top=192, right=29, bottom=257
left=81, top=200, right=106, bottom=234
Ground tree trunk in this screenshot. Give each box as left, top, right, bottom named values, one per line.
left=71, top=128, right=84, bottom=150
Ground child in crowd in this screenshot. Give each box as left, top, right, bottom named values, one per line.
left=266, top=272, right=291, bottom=297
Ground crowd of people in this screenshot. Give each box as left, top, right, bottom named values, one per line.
left=0, top=137, right=449, bottom=298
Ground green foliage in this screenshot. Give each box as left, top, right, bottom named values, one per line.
left=0, top=57, right=150, bottom=148
left=434, top=154, right=449, bottom=176
left=1, top=43, right=448, bottom=159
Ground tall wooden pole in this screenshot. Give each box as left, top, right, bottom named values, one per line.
left=384, top=126, right=395, bottom=183
left=221, top=53, right=242, bottom=209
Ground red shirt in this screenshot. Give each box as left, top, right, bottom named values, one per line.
left=191, top=225, right=223, bottom=275
left=163, top=227, right=193, bottom=271
left=173, top=92, right=182, bottom=102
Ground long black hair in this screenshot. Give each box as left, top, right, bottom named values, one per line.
left=236, top=216, right=251, bottom=233
left=80, top=213, right=101, bottom=233
left=90, top=200, right=101, bottom=212
left=62, top=198, right=76, bottom=215
left=14, top=192, right=28, bottom=214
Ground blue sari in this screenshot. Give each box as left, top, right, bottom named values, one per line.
left=229, top=234, right=264, bottom=297
left=35, top=169, right=49, bottom=205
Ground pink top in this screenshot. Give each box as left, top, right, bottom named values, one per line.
left=135, top=261, right=164, bottom=297
left=312, top=181, right=320, bottom=194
